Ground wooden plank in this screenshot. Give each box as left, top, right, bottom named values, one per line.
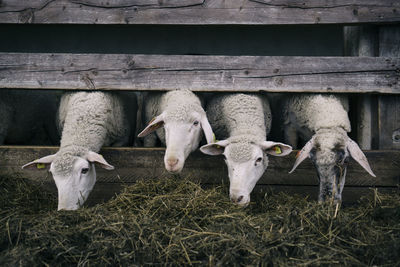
left=1, top=146, right=399, bottom=187
left=344, top=26, right=378, bottom=149
left=253, top=185, right=399, bottom=204
left=0, top=0, right=399, bottom=25
left=380, top=25, right=400, bottom=57
left=378, top=25, right=400, bottom=149
left=0, top=53, right=399, bottom=93
left=378, top=95, right=400, bottom=150
left=33, top=182, right=399, bottom=206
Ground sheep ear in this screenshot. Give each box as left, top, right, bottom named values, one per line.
left=86, top=151, right=114, bottom=170
left=260, top=141, right=292, bottom=157
left=346, top=138, right=376, bottom=177
left=22, top=154, right=56, bottom=171
left=200, top=140, right=230, bottom=155
left=137, top=113, right=165, bottom=137
left=289, top=136, right=315, bottom=174
left=200, top=115, right=214, bottom=144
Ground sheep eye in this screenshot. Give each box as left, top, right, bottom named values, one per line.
left=255, top=157, right=263, bottom=165
left=193, top=121, right=199, bottom=126
left=336, top=149, right=346, bottom=163
left=81, top=168, right=89, bottom=174
left=309, top=148, right=317, bottom=160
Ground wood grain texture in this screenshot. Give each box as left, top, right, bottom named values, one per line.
left=0, top=53, right=399, bottom=93
left=25, top=181, right=400, bottom=206
left=344, top=26, right=378, bottom=149
left=1, top=146, right=399, bottom=187
left=0, top=0, right=399, bottom=25
left=378, top=25, right=400, bottom=150
left=378, top=95, right=400, bottom=150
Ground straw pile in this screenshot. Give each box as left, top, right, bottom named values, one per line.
left=0, top=175, right=399, bottom=266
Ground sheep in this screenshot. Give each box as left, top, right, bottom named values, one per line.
left=22, top=91, right=136, bottom=210
left=0, top=90, right=60, bottom=145
left=283, top=93, right=375, bottom=203
left=138, top=89, right=214, bottom=173
left=200, top=93, right=292, bottom=207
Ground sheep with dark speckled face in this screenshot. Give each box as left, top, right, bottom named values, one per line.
left=200, top=93, right=292, bottom=207
left=22, top=91, right=136, bottom=210
left=284, top=94, right=375, bottom=203
left=138, top=89, right=214, bottom=173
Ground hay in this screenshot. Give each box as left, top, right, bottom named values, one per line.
left=0, top=175, right=399, bottom=266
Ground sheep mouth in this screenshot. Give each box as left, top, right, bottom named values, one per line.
left=316, top=165, right=347, bottom=203
left=165, top=165, right=184, bottom=174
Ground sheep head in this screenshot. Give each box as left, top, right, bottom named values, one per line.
left=138, top=110, right=214, bottom=173
left=201, top=139, right=292, bottom=207
left=289, top=130, right=375, bottom=203
left=22, top=151, right=114, bottom=211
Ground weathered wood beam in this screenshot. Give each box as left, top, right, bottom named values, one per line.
left=344, top=25, right=379, bottom=149
left=378, top=25, right=400, bottom=149
left=0, top=0, right=399, bottom=25
left=1, top=146, right=399, bottom=187
left=33, top=182, right=400, bottom=206
left=0, top=53, right=399, bottom=93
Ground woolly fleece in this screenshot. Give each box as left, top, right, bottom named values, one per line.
left=207, top=93, right=271, bottom=139
left=284, top=94, right=350, bottom=138
left=53, top=92, right=132, bottom=174
left=206, top=93, right=272, bottom=162
left=143, top=89, right=206, bottom=144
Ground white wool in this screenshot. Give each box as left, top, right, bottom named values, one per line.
left=207, top=93, right=271, bottom=141
left=227, top=142, right=253, bottom=162
left=284, top=94, right=350, bottom=138
left=54, top=91, right=134, bottom=171
left=52, top=146, right=87, bottom=176
left=206, top=93, right=272, bottom=162
left=143, top=89, right=205, bottom=143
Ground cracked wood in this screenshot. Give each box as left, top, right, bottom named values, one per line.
left=0, top=146, right=399, bottom=187
left=0, top=0, right=399, bottom=24
left=0, top=53, right=399, bottom=93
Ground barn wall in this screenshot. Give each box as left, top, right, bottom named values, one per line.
left=0, top=24, right=343, bottom=56
left=0, top=1, right=398, bottom=204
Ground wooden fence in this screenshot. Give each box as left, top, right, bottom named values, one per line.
left=0, top=0, right=399, bottom=203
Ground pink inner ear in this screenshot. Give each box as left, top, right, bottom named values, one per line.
left=346, top=138, right=376, bottom=177
left=138, top=114, right=165, bottom=137
left=22, top=154, right=56, bottom=170
left=262, top=141, right=292, bottom=156
left=86, top=151, right=114, bottom=170
left=200, top=140, right=229, bottom=156
left=288, top=137, right=315, bottom=174
left=23, top=162, right=50, bottom=170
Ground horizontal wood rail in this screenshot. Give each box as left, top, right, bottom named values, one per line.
left=1, top=146, right=398, bottom=187
left=1, top=146, right=398, bottom=204
left=0, top=0, right=399, bottom=25
left=1, top=53, right=400, bottom=93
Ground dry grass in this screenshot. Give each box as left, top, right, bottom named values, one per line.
left=0, top=175, right=399, bottom=266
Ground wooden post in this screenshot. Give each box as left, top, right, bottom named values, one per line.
left=344, top=26, right=378, bottom=150
left=378, top=26, right=400, bottom=150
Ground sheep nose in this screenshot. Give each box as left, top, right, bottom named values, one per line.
left=167, top=158, right=179, bottom=167
left=230, top=195, right=244, bottom=204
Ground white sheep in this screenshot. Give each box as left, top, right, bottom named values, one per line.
left=200, top=93, right=292, bottom=207
left=22, top=91, right=136, bottom=210
left=0, top=90, right=60, bottom=145
left=138, top=89, right=214, bottom=173
left=283, top=93, right=375, bottom=203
